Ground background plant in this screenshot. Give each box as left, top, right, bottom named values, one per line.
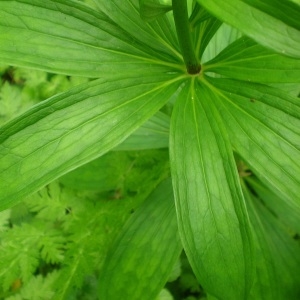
left=0, top=0, right=299, bottom=299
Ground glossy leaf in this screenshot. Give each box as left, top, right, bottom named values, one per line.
left=243, top=183, right=300, bottom=300
left=204, top=37, right=300, bottom=83
left=197, top=0, right=300, bottom=58
left=205, top=77, right=300, bottom=214
left=98, top=178, right=182, bottom=300
left=0, top=75, right=182, bottom=211
left=170, top=78, right=254, bottom=299
left=0, top=0, right=180, bottom=77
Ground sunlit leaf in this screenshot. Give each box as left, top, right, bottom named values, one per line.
left=205, top=77, right=300, bottom=214
left=0, top=0, right=180, bottom=77
left=204, top=37, right=300, bottom=83
left=170, top=78, right=254, bottom=299
left=0, top=74, right=182, bottom=211
left=197, top=0, right=300, bottom=58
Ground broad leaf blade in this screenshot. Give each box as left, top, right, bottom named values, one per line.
left=197, top=0, right=300, bottom=58
left=0, top=0, right=180, bottom=77
left=0, top=75, right=181, bottom=211
left=98, top=178, right=182, bottom=300
left=206, top=77, right=300, bottom=214
left=170, top=79, right=254, bottom=299
left=204, top=37, right=300, bottom=83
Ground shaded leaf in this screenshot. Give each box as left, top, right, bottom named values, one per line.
left=98, top=178, right=182, bottom=300
left=243, top=182, right=300, bottom=300
left=139, top=0, right=172, bottom=22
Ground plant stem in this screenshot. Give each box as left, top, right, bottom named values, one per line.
left=172, top=0, right=200, bottom=74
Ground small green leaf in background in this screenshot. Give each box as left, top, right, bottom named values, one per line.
left=170, top=78, right=254, bottom=299
left=139, top=0, right=172, bottom=22
left=98, top=178, right=182, bottom=300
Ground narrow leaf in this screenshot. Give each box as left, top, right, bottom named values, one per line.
left=205, top=77, right=300, bottom=214
left=170, top=79, right=254, bottom=299
left=204, top=37, right=300, bottom=83
left=197, top=0, right=300, bottom=58
left=0, top=75, right=181, bottom=211
left=98, top=178, right=182, bottom=300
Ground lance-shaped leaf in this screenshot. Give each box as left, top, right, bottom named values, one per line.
left=98, top=178, right=182, bottom=300
left=242, top=182, right=300, bottom=300
left=170, top=79, right=254, bottom=299
left=206, top=77, right=300, bottom=214
left=204, top=37, right=300, bottom=83
left=0, top=0, right=180, bottom=78
left=94, top=0, right=181, bottom=61
left=197, top=0, right=300, bottom=58
left=0, top=74, right=182, bottom=211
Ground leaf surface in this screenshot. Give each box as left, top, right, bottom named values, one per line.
left=98, top=178, right=182, bottom=300
left=170, top=78, right=254, bottom=300
left=0, top=74, right=182, bottom=211
left=197, top=0, right=300, bottom=58
left=0, top=0, right=180, bottom=77
left=205, top=77, right=300, bottom=215
left=205, top=37, right=300, bottom=83
left=243, top=183, right=300, bottom=300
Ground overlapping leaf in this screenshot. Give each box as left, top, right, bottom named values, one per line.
left=197, top=0, right=300, bottom=58
left=204, top=37, right=300, bottom=83
left=98, top=178, right=182, bottom=300
left=243, top=183, right=300, bottom=300
left=204, top=77, right=300, bottom=215
left=170, top=78, right=254, bottom=300
left=0, top=0, right=181, bottom=77
left=0, top=74, right=182, bottom=211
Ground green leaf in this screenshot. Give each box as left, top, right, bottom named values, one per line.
left=205, top=77, right=300, bottom=214
left=139, top=0, right=172, bottom=22
left=170, top=78, right=254, bottom=299
left=197, top=0, right=300, bottom=58
left=0, top=75, right=182, bottom=211
left=115, top=111, right=170, bottom=151
left=243, top=182, right=300, bottom=300
left=204, top=37, right=300, bottom=83
left=98, top=178, right=182, bottom=300
left=246, top=176, right=300, bottom=233
left=92, top=0, right=182, bottom=62
left=0, top=0, right=180, bottom=77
